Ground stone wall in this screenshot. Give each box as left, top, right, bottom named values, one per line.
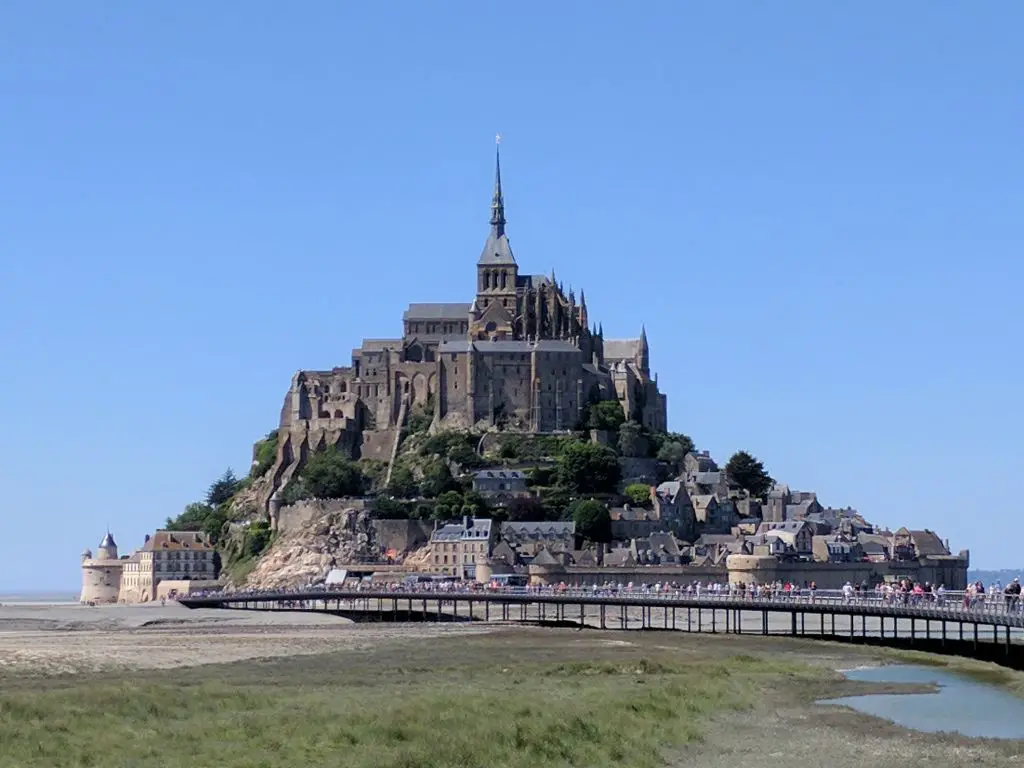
left=619, top=457, right=661, bottom=486
left=726, top=557, right=970, bottom=590
left=372, top=519, right=433, bottom=553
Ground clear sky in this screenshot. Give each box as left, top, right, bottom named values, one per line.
left=1, top=2, right=1021, bottom=592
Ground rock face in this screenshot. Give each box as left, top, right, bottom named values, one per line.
left=240, top=506, right=379, bottom=591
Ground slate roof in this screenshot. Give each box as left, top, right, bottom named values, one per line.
left=431, top=518, right=492, bottom=542
left=402, top=303, right=472, bottom=321
left=478, top=230, right=516, bottom=265
left=603, top=339, right=641, bottom=361
left=142, top=531, right=213, bottom=552
left=501, top=521, right=576, bottom=538
left=475, top=470, right=527, bottom=481
left=436, top=339, right=581, bottom=354
left=530, top=548, right=562, bottom=567
left=909, top=530, right=948, bottom=557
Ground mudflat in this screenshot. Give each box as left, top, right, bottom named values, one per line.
left=0, top=603, right=1021, bottom=767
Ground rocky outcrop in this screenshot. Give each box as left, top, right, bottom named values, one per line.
left=240, top=506, right=380, bottom=591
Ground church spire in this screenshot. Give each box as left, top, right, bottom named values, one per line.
left=489, top=136, right=505, bottom=236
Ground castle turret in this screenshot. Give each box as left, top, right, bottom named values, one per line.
left=80, top=532, right=124, bottom=605
left=97, top=531, right=118, bottom=561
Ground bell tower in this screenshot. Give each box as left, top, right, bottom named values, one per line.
left=471, top=136, right=519, bottom=339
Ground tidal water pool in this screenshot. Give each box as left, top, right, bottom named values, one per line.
left=818, top=664, right=1024, bottom=740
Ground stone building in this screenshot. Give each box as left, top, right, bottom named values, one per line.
left=119, top=531, right=217, bottom=603
left=79, top=532, right=124, bottom=604
left=472, top=469, right=530, bottom=501
left=80, top=529, right=217, bottom=604
left=429, top=517, right=495, bottom=579
left=261, top=146, right=668, bottom=512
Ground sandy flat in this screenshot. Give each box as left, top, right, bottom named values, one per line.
left=0, top=602, right=497, bottom=675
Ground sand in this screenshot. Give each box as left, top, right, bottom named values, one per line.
left=0, top=602, right=497, bottom=675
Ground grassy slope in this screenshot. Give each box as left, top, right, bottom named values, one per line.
left=0, top=647, right=820, bottom=768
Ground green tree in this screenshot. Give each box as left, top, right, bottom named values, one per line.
left=165, top=502, right=213, bottom=532
left=588, top=400, right=626, bottom=432
left=555, top=442, right=621, bottom=494
left=201, top=505, right=229, bottom=544
left=725, top=450, right=774, bottom=499
left=207, top=468, right=241, bottom=507
left=433, top=490, right=464, bottom=520
left=569, top=499, right=612, bottom=543
left=505, top=496, right=549, bottom=522
left=623, top=483, right=652, bottom=508
left=372, top=496, right=409, bottom=519
left=656, top=441, right=689, bottom=473
left=302, top=448, right=365, bottom=498
left=245, top=521, right=272, bottom=558
left=387, top=465, right=418, bottom=498
left=617, top=421, right=648, bottom=457
left=540, top=487, right=572, bottom=520
left=420, top=458, right=456, bottom=498
left=460, top=491, right=490, bottom=517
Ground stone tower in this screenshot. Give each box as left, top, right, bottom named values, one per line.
left=471, top=142, right=519, bottom=340
left=80, top=531, right=124, bottom=604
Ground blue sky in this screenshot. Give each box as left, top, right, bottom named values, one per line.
left=1, top=2, right=1021, bottom=591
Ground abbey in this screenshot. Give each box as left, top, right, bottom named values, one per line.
left=269, top=147, right=667, bottom=497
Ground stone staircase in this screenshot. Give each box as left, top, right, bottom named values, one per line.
left=384, top=394, right=410, bottom=489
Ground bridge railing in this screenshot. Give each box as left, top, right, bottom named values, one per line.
left=185, top=586, right=1024, bottom=623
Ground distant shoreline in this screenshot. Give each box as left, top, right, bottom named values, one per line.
left=0, top=593, right=78, bottom=604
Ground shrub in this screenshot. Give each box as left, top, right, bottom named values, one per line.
left=251, top=431, right=279, bottom=478
left=624, top=483, right=652, bottom=507
left=555, top=442, right=621, bottom=494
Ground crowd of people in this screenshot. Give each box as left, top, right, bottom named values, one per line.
left=184, top=576, right=1024, bottom=615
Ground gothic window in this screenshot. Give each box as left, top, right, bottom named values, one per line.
left=500, top=270, right=507, bottom=289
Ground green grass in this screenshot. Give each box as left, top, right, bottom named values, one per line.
left=0, top=651, right=821, bottom=768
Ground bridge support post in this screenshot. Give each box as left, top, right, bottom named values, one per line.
left=580, top=603, right=585, bottom=627
left=711, top=609, right=716, bottom=634
left=725, top=609, right=730, bottom=634
left=671, top=606, right=676, bottom=630
left=762, top=610, right=768, bottom=636
left=791, top=612, right=797, bottom=636
left=600, top=605, right=606, bottom=629
left=485, top=601, right=489, bottom=622
left=437, top=600, right=442, bottom=622
left=910, top=617, right=915, bottom=645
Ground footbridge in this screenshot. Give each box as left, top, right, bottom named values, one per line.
left=179, top=589, right=1024, bottom=668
